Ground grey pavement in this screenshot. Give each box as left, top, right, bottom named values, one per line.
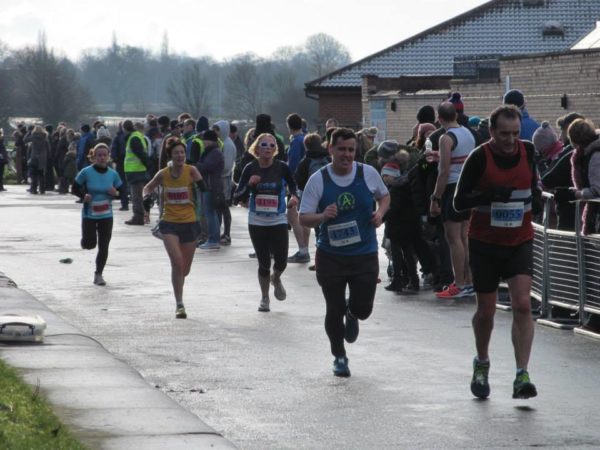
left=0, top=272, right=235, bottom=449
left=2, top=184, right=600, bottom=449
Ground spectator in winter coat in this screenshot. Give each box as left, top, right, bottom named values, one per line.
left=213, top=120, right=236, bottom=244
left=196, top=130, right=224, bottom=249
left=562, top=119, right=600, bottom=235
left=0, top=130, right=8, bottom=191
left=27, top=125, right=50, bottom=194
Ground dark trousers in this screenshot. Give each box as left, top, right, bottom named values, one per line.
left=0, top=162, right=5, bottom=189
left=316, top=250, right=378, bottom=358
left=81, top=217, right=113, bottom=274
left=30, top=169, right=45, bottom=193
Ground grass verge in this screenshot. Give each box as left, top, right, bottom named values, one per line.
left=0, top=358, right=87, bottom=449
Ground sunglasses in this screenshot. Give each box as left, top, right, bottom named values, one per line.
left=259, top=142, right=276, bottom=148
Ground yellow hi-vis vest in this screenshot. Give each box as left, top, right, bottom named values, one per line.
left=124, top=131, right=148, bottom=173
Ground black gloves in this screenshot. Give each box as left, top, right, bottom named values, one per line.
left=553, top=187, right=576, bottom=203
left=482, top=186, right=514, bottom=204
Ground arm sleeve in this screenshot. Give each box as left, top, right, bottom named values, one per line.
left=453, top=148, right=488, bottom=211
left=298, top=173, right=323, bottom=214
left=364, top=165, right=389, bottom=199
left=233, top=164, right=252, bottom=204
left=541, top=151, right=572, bottom=189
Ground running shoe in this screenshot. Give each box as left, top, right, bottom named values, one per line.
left=199, top=241, right=220, bottom=250
left=258, top=297, right=270, bottom=312
left=287, top=251, right=310, bottom=263
left=332, top=356, right=351, bottom=377
left=175, top=306, right=187, bottom=319
left=436, top=283, right=471, bottom=299
left=271, top=274, right=286, bottom=301
left=470, top=357, right=490, bottom=399
left=513, top=370, right=537, bottom=399
left=463, top=284, right=475, bottom=296
left=344, top=310, right=359, bottom=343
left=220, top=234, right=231, bottom=246
left=93, top=273, right=106, bottom=286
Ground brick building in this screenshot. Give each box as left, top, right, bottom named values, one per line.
left=305, top=0, right=600, bottom=137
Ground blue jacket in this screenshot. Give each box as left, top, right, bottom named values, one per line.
left=520, top=108, right=540, bottom=141
left=286, top=133, right=305, bottom=175
left=76, top=132, right=94, bottom=171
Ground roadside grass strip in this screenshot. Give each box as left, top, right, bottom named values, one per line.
left=0, top=359, right=87, bottom=450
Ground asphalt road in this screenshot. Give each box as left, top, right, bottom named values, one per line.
left=2, top=185, right=600, bottom=449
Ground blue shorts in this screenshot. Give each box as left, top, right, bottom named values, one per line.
left=158, top=221, right=201, bottom=244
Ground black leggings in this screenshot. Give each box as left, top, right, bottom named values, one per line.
left=316, top=250, right=379, bottom=358
left=81, top=217, right=113, bottom=274
left=217, top=203, right=232, bottom=236
left=248, top=223, right=288, bottom=277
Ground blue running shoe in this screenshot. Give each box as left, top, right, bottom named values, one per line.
left=333, top=356, right=350, bottom=377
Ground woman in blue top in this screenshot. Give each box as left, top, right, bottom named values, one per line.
left=234, top=133, right=299, bottom=312
left=74, top=143, right=122, bottom=286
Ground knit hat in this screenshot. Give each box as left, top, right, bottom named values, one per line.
left=377, top=140, right=399, bottom=159
left=448, top=92, right=464, bottom=113
left=416, top=105, right=436, bottom=124
left=468, top=116, right=481, bottom=128
left=196, top=116, right=209, bottom=133
left=533, top=121, right=560, bottom=156
left=81, top=124, right=91, bottom=133
left=255, top=114, right=274, bottom=134
left=202, top=130, right=219, bottom=142
left=503, top=89, right=525, bottom=108
left=96, top=126, right=111, bottom=139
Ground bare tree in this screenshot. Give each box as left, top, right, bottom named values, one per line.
left=167, top=62, right=212, bottom=117
left=224, top=54, right=265, bottom=120
left=12, top=34, right=91, bottom=124
left=304, top=33, right=351, bottom=78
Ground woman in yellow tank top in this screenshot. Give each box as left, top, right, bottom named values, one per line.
left=144, top=138, right=205, bottom=319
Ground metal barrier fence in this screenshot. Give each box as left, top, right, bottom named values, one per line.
left=532, top=195, right=600, bottom=330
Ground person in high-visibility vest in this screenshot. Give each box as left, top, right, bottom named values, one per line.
left=123, top=119, right=149, bottom=225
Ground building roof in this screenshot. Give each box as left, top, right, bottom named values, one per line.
left=572, top=21, right=600, bottom=49
left=306, top=0, right=600, bottom=90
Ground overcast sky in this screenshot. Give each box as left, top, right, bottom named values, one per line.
left=0, top=0, right=490, bottom=62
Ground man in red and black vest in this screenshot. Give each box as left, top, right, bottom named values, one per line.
left=454, top=105, right=542, bottom=401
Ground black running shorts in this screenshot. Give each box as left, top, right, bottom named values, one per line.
left=442, top=183, right=470, bottom=222
left=469, top=238, right=533, bottom=293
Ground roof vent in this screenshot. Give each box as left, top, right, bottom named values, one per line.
left=543, top=20, right=565, bottom=37
left=523, top=0, right=545, bottom=7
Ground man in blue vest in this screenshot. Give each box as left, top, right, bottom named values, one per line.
left=299, top=128, right=389, bottom=377
left=123, top=119, right=149, bottom=225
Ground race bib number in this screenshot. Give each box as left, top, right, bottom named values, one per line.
left=90, top=200, right=110, bottom=216
left=491, top=202, right=524, bottom=228
left=327, top=221, right=361, bottom=247
left=255, top=194, right=279, bottom=213
left=165, top=187, right=190, bottom=204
